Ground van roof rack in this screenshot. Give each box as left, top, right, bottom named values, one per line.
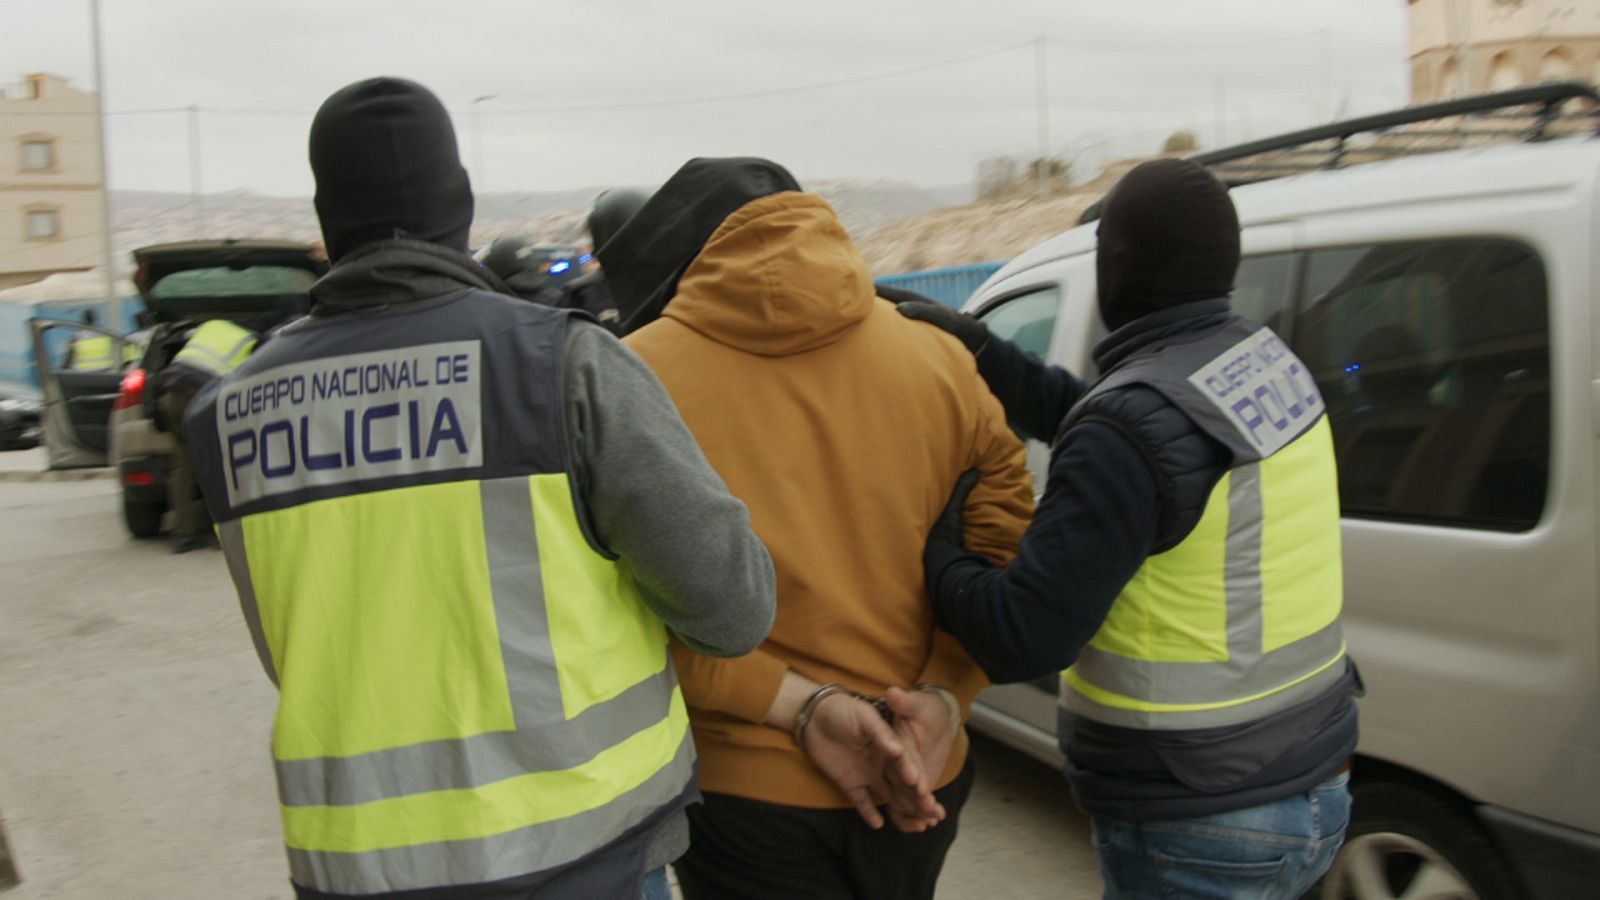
left=1078, top=81, right=1600, bottom=224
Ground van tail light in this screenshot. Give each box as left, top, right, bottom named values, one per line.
left=115, top=367, right=147, bottom=410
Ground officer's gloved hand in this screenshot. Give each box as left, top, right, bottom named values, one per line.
left=887, top=291, right=990, bottom=356
left=929, top=469, right=979, bottom=550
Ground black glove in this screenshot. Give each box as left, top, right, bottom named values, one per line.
left=891, top=297, right=990, bottom=356
left=929, top=469, right=980, bottom=550
left=924, top=469, right=995, bottom=626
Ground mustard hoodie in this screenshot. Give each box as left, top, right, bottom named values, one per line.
left=626, top=191, right=1034, bottom=808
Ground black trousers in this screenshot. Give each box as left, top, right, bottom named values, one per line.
left=674, top=755, right=976, bottom=900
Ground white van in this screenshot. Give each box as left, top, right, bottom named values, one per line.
left=963, top=83, right=1600, bottom=899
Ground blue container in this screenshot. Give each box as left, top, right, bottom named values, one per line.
left=875, top=263, right=1003, bottom=309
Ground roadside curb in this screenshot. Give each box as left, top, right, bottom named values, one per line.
left=0, top=468, right=114, bottom=483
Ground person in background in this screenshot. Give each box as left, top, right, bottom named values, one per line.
left=156, top=317, right=257, bottom=553
left=182, top=77, right=776, bottom=900
left=64, top=309, right=115, bottom=371
left=555, top=187, right=649, bottom=334
left=897, top=158, right=1358, bottom=899
left=609, top=156, right=1035, bottom=900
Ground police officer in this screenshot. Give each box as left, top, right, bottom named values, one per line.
left=897, top=159, right=1358, bottom=899
left=559, top=187, right=648, bottom=334
left=64, top=309, right=115, bottom=371
left=157, top=317, right=257, bottom=552
left=182, top=77, right=775, bottom=900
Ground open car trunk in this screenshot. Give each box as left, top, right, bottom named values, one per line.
left=134, top=240, right=327, bottom=323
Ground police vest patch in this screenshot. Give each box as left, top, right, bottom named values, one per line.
left=1185, top=327, right=1324, bottom=458
left=216, top=341, right=484, bottom=506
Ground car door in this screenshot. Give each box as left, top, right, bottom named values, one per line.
left=29, top=318, right=126, bottom=469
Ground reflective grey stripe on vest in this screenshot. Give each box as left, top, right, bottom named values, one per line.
left=286, top=732, right=696, bottom=896
left=1062, top=462, right=1346, bottom=729
left=217, top=520, right=278, bottom=687
left=275, top=667, right=680, bottom=807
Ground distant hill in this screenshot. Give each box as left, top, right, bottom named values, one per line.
left=106, top=178, right=960, bottom=266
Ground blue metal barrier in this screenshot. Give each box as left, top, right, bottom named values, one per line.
left=875, top=263, right=1002, bottom=309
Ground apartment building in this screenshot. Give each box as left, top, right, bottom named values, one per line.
left=0, top=73, right=106, bottom=291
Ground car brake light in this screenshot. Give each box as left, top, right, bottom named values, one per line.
left=115, top=368, right=147, bottom=410
left=122, top=471, right=156, bottom=486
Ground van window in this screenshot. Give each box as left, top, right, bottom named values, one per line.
left=1233, top=253, right=1297, bottom=334
left=1293, top=239, right=1549, bottom=531
left=978, top=286, right=1061, bottom=359
left=1083, top=254, right=1293, bottom=354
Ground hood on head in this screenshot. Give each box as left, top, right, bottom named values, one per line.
left=1096, top=158, right=1239, bottom=331
left=662, top=191, right=875, bottom=357
left=309, top=77, right=474, bottom=263
left=588, top=188, right=650, bottom=255
left=601, top=157, right=802, bottom=335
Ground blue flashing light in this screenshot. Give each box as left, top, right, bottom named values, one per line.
left=578, top=253, right=593, bottom=265
left=548, top=261, right=572, bottom=275
left=1344, top=363, right=1361, bottom=374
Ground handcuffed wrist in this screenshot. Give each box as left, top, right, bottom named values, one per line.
left=913, top=684, right=962, bottom=726
left=793, top=683, right=894, bottom=750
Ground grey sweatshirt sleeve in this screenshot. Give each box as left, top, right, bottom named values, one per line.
left=561, top=319, right=776, bottom=657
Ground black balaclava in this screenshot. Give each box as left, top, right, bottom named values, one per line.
left=587, top=188, right=650, bottom=255
left=309, top=77, right=474, bottom=263
left=1096, top=158, right=1240, bottom=331
left=601, top=157, right=801, bottom=335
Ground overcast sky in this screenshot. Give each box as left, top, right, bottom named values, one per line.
left=5, top=0, right=1411, bottom=197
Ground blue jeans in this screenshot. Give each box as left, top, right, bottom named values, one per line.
left=642, top=866, right=673, bottom=900
left=1091, top=771, right=1350, bottom=899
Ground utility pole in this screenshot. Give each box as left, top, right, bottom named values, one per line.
left=187, top=104, right=203, bottom=234
left=1035, top=34, right=1050, bottom=199
left=1214, top=72, right=1227, bottom=148
left=1319, top=28, right=1334, bottom=122
left=88, top=0, right=116, bottom=309
left=470, top=94, right=497, bottom=196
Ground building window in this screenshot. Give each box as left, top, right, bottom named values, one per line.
left=26, top=209, right=60, bottom=240
left=21, top=139, right=55, bottom=172
left=1537, top=47, right=1575, bottom=82
left=1489, top=51, right=1522, bottom=92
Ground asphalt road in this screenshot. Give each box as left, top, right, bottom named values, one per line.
left=0, top=473, right=1102, bottom=899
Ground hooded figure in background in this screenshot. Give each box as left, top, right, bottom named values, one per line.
left=180, top=78, right=776, bottom=900
left=616, top=156, right=1035, bottom=900
left=548, top=187, right=652, bottom=334
left=896, top=158, right=1358, bottom=899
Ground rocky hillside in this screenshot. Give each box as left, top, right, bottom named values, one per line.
left=854, top=157, right=1153, bottom=274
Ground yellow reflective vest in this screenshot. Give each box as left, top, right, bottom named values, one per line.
left=1060, top=320, right=1346, bottom=731
left=66, top=333, right=116, bottom=371
left=185, top=294, right=693, bottom=896
left=172, top=319, right=257, bottom=377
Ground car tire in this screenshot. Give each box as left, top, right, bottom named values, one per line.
left=123, top=496, right=165, bottom=539
left=1308, top=777, right=1525, bottom=900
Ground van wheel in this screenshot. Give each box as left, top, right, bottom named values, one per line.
left=1311, top=778, right=1524, bottom=900
left=123, top=497, right=164, bottom=538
